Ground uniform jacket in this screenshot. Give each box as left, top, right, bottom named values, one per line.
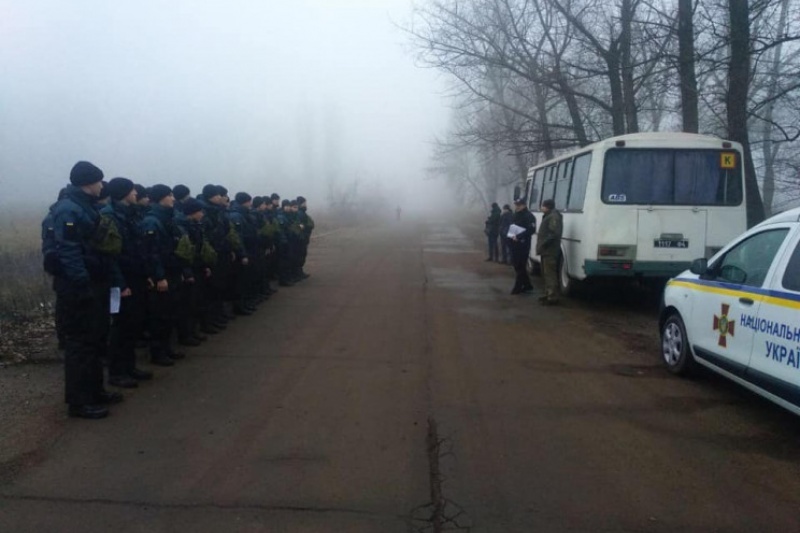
left=536, top=209, right=563, bottom=257
left=485, top=205, right=501, bottom=235
left=51, top=185, right=115, bottom=293
left=198, top=198, right=231, bottom=257
left=297, top=208, right=315, bottom=242
left=101, top=201, right=146, bottom=291
left=174, top=210, right=207, bottom=276
left=511, top=208, right=536, bottom=247
left=228, top=202, right=257, bottom=258
left=499, top=210, right=513, bottom=238
left=141, top=204, right=185, bottom=281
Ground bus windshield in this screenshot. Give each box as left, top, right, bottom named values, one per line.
left=602, top=149, right=743, bottom=206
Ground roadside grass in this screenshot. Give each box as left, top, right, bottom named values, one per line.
left=0, top=213, right=56, bottom=364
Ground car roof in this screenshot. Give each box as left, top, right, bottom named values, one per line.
left=753, top=207, right=800, bottom=229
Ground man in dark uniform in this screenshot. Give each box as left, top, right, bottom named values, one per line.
left=296, top=196, right=314, bottom=279
left=262, top=198, right=280, bottom=289
left=276, top=199, right=294, bottom=286
left=509, top=197, right=536, bottom=295
left=103, top=178, right=153, bottom=388
left=485, top=202, right=501, bottom=262
left=51, top=161, right=123, bottom=419
left=141, top=185, right=185, bottom=366
left=536, top=198, right=563, bottom=305
left=198, top=184, right=232, bottom=328
left=499, top=204, right=513, bottom=265
left=228, top=192, right=257, bottom=315
left=174, top=198, right=210, bottom=344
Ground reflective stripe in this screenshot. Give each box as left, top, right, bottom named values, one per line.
left=669, top=278, right=800, bottom=310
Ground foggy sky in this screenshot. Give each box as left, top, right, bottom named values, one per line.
left=0, top=0, right=450, bottom=209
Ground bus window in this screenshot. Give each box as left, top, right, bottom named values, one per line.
left=542, top=165, right=557, bottom=204
left=567, top=153, right=592, bottom=211
left=602, top=149, right=743, bottom=206
left=554, top=159, right=573, bottom=210
left=530, top=168, right=545, bottom=210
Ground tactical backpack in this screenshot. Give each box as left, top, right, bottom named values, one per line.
left=174, top=234, right=196, bottom=264
left=89, top=213, right=123, bottom=256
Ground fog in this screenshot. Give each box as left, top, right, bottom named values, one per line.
left=0, top=0, right=452, bottom=213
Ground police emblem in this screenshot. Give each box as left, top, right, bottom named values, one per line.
left=713, top=303, right=735, bottom=347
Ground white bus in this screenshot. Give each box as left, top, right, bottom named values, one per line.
left=523, top=132, right=748, bottom=294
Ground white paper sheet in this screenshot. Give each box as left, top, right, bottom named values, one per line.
left=110, top=287, right=121, bottom=315
left=507, top=224, right=525, bottom=238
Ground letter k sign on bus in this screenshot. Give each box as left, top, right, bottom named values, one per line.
left=721, top=152, right=736, bottom=169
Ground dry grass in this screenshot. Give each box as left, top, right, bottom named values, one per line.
left=0, top=213, right=53, bottom=320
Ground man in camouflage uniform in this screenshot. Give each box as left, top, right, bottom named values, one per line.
left=536, top=198, right=563, bottom=305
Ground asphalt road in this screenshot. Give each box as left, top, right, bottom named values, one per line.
left=2, top=219, right=800, bottom=532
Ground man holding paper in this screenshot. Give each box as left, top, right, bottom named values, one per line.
left=508, top=197, right=537, bottom=294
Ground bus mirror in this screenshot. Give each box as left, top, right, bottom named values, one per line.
left=689, top=258, right=708, bottom=275
left=513, top=185, right=521, bottom=200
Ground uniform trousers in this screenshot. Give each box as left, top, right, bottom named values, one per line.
left=541, top=254, right=560, bottom=301
left=109, top=280, right=146, bottom=377
left=147, top=277, right=179, bottom=358
left=511, top=241, right=533, bottom=291
left=60, top=282, right=109, bottom=406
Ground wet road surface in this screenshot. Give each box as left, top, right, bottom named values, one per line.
left=2, top=220, right=800, bottom=532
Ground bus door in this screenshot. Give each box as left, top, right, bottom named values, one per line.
left=637, top=208, right=707, bottom=262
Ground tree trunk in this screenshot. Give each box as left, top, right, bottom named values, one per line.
left=606, top=51, right=626, bottom=135
left=759, top=0, right=789, bottom=216
left=554, top=65, right=589, bottom=146
left=620, top=0, right=639, bottom=133
left=534, top=80, right=555, bottom=159
left=678, top=0, right=699, bottom=133
left=727, top=0, right=765, bottom=227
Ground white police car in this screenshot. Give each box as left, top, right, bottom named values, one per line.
left=660, top=207, right=800, bottom=415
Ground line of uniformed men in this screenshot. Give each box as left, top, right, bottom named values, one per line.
left=43, top=161, right=314, bottom=419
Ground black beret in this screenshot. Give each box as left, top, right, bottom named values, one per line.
left=182, top=198, right=203, bottom=216
left=252, top=196, right=265, bottom=208
left=289, top=200, right=298, bottom=207
left=296, top=196, right=306, bottom=204
left=216, top=185, right=228, bottom=196
left=270, top=193, right=280, bottom=200
left=107, top=177, right=135, bottom=201
left=149, top=184, right=172, bottom=203
left=202, top=184, right=220, bottom=199
left=235, top=192, right=252, bottom=204
left=70, top=161, right=104, bottom=186
left=173, top=184, right=190, bottom=201
left=542, top=199, right=556, bottom=209
left=281, top=199, right=290, bottom=207
left=134, top=184, right=148, bottom=199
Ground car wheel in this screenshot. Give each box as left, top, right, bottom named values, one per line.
left=661, top=313, right=694, bottom=375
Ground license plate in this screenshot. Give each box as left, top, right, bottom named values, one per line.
left=654, top=239, right=689, bottom=248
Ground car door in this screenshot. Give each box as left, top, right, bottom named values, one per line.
left=689, top=227, right=792, bottom=375
left=745, top=225, right=800, bottom=405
